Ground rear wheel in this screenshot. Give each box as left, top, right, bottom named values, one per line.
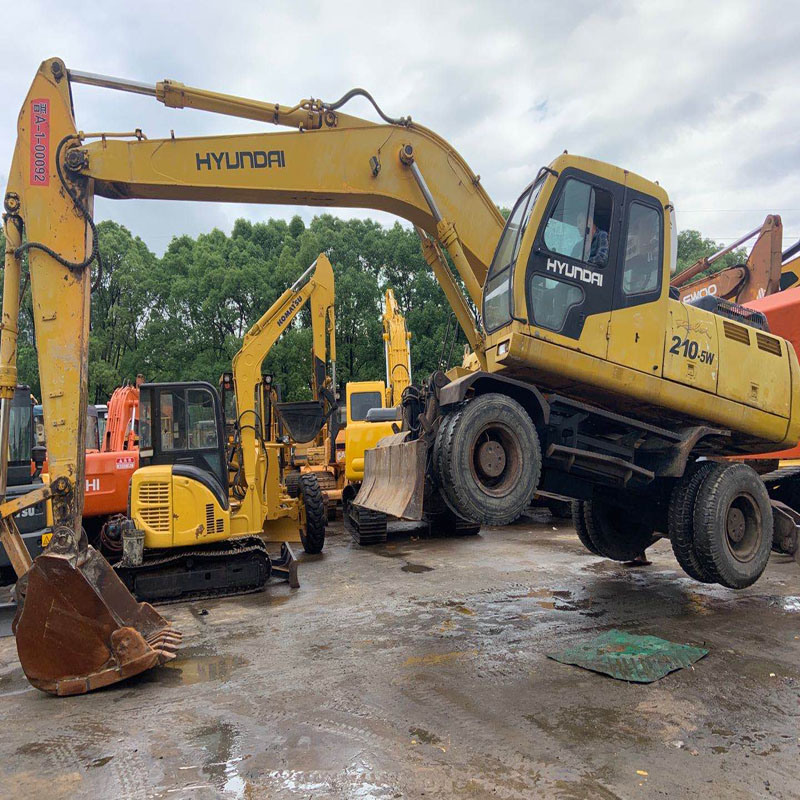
left=436, top=393, right=541, bottom=526
left=572, top=500, right=600, bottom=555
left=668, top=461, right=717, bottom=583
left=547, top=499, right=572, bottom=520
left=692, top=463, right=772, bottom=589
left=299, top=473, right=326, bottom=554
left=584, top=496, right=654, bottom=562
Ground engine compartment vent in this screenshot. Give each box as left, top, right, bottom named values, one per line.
left=756, top=333, right=781, bottom=356
left=723, top=321, right=751, bottom=345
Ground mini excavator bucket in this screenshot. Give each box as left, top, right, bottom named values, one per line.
left=12, top=528, right=180, bottom=696
left=277, top=400, right=327, bottom=443
left=353, top=432, right=427, bottom=520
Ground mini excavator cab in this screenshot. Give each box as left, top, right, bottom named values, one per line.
left=137, top=382, right=229, bottom=514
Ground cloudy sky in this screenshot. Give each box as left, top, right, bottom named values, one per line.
left=2, top=0, right=799, bottom=256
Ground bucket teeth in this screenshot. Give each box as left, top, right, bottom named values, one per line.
left=146, top=626, right=183, bottom=661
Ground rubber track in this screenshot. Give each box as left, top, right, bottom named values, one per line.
left=300, top=473, right=326, bottom=554
left=668, top=461, right=717, bottom=583
left=347, top=505, right=388, bottom=545
left=114, top=536, right=271, bottom=604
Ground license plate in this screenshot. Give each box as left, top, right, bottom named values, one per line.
left=41, top=532, right=52, bottom=547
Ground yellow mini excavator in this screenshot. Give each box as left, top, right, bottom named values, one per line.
left=107, top=255, right=336, bottom=604
left=3, top=58, right=800, bottom=695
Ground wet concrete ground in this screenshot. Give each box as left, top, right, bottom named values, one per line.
left=0, top=511, right=799, bottom=799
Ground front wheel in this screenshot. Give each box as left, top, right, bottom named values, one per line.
left=436, top=393, right=541, bottom=526
left=299, top=473, right=326, bottom=554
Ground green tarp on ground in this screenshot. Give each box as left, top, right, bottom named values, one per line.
left=547, top=629, right=708, bottom=682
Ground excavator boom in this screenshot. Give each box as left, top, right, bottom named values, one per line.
left=382, top=289, right=412, bottom=406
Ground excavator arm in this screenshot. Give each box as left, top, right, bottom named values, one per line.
left=382, top=289, right=412, bottom=407
left=671, top=215, right=783, bottom=303
left=231, top=253, right=335, bottom=514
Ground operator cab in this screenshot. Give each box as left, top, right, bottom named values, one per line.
left=138, top=381, right=228, bottom=509
left=483, top=156, right=671, bottom=345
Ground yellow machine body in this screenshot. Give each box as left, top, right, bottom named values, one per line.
left=344, top=380, right=393, bottom=483
left=473, top=154, right=800, bottom=452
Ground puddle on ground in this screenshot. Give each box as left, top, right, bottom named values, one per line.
left=88, top=755, right=113, bottom=768
left=372, top=546, right=409, bottom=559
left=162, top=654, right=247, bottom=685
left=402, top=563, right=433, bottom=573
left=441, top=601, right=474, bottom=615
left=404, top=650, right=477, bottom=667
left=191, top=722, right=250, bottom=799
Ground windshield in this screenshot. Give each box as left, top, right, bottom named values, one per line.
left=9, top=391, right=32, bottom=464
left=483, top=176, right=544, bottom=332
left=350, top=391, right=383, bottom=422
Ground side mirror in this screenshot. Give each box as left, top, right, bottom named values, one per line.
left=32, top=445, right=46, bottom=467
left=32, top=445, right=47, bottom=477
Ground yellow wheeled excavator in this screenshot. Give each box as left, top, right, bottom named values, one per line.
left=2, top=58, right=800, bottom=696
left=107, top=254, right=335, bottom=604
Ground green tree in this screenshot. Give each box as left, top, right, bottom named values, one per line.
left=676, top=229, right=748, bottom=279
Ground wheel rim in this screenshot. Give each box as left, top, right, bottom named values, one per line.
left=469, top=422, right=522, bottom=497
left=724, top=493, right=761, bottom=563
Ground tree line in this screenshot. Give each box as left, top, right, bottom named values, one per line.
left=1, top=215, right=744, bottom=404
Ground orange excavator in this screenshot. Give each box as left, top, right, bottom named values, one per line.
left=83, top=381, right=140, bottom=543
left=670, top=215, right=785, bottom=304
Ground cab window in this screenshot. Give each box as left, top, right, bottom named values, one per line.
left=528, top=275, right=584, bottom=332
left=350, top=391, right=383, bottom=421
left=139, top=390, right=152, bottom=449
left=484, top=178, right=543, bottom=332
left=188, top=388, right=219, bottom=449
left=8, top=401, right=31, bottom=464
left=622, top=202, right=661, bottom=296
left=543, top=178, right=613, bottom=267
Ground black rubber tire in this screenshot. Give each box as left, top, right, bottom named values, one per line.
left=285, top=470, right=301, bottom=498
left=668, top=461, right=717, bottom=583
left=298, top=472, right=326, bottom=554
left=436, top=393, right=541, bottom=526
left=692, top=463, right=772, bottom=589
left=584, top=496, right=655, bottom=562
left=572, top=500, right=600, bottom=555
left=547, top=499, right=572, bottom=520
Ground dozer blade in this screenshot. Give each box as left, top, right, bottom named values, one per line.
left=13, top=530, right=180, bottom=696
left=353, top=433, right=427, bottom=520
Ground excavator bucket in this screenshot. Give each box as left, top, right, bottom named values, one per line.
left=353, top=432, right=427, bottom=520
left=12, top=530, right=180, bottom=696
left=277, top=400, right=327, bottom=443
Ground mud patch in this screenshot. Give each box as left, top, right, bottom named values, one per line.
left=402, top=563, right=433, bottom=573
left=409, top=726, right=441, bottom=745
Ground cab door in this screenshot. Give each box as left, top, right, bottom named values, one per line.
left=525, top=169, right=622, bottom=360
left=606, top=191, right=667, bottom=375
